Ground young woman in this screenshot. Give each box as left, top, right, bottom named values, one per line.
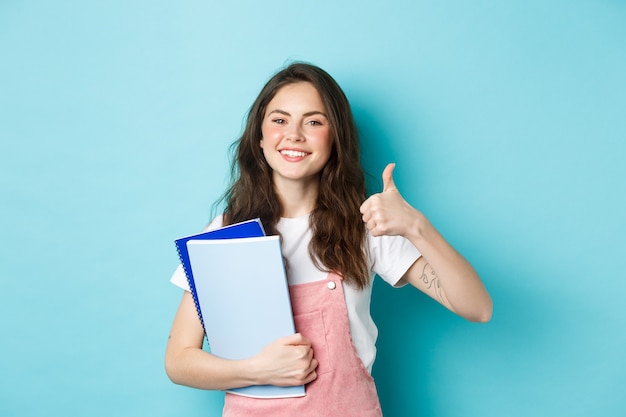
left=165, top=63, right=492, bottom=416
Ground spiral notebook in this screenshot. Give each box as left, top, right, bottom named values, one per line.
left=174, top=219, right=266, bottom=332
left=175, top=220, right=304, bottom=399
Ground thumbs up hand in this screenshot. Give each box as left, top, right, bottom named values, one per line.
left=360, top=163, right=420, bottom=237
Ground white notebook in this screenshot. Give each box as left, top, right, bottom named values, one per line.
left=186, top=236, right=304, bottom=398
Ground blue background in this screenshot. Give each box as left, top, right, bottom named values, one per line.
left=1, top=1, right=625, bottom=416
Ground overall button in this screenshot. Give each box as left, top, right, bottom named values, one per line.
left=327, top=281, right=336, bottom=290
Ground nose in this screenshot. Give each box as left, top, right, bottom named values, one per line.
left=285, top=124, right=304, bottom=142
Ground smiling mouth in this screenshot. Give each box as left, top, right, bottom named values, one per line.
left=280, top=150, right=310, bottom=157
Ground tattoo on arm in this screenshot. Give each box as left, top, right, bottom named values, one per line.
left=420, top=263, right=446, bottom=304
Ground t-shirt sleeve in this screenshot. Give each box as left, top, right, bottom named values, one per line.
left=170, top=263, right=190, bottom=291
left=169, top=215, right=224, bottom=291
left=368, top=233, right=421, bottom=287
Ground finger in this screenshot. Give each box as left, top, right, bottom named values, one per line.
left=382, top=163, right=397, bottom=192
left=283, top=333, right=310, bottom=346
left=296, top=345, right=312, bottom=360
left=303, top=369, right=318, bottom=384
left=360, top=194, right=377, bottom=216
left=303, top=359, right=319, bottom=383
left=361, top=208, right=371, bottom=223
left=307, top=358, right=319, bottom=374
left=359, top=199, right=369, bottom=214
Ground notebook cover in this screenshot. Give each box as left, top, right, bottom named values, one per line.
left=175, top=219, right=266, bottom=333
left=186, top=236, right=304, bottom=398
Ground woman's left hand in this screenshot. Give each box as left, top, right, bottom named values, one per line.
left=360, top=163, right=419, bottom=238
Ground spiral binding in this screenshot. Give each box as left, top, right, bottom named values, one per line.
left=174, top=218, right=266, bottom=349
left=175, top=244, right=210, bottom=344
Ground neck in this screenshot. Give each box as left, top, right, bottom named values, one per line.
left=273, top=175, right=319, bottom=218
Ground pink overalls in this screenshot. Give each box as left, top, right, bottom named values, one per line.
left=223, top=273, right=383, bottom=417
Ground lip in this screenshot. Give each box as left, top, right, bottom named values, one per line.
left=279, top=147, right=310, bottom=152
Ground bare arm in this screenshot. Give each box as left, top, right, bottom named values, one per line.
left=398, top=217, right=492, bottom=322
left=360, top=163, right=492, bottom=322
left=164, top=291, right=318, bottom=390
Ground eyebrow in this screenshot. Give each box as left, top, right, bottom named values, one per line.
left=267, top=109, right=328, bottom=118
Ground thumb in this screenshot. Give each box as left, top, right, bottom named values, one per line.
left=382, top=163, right=397, bottom=192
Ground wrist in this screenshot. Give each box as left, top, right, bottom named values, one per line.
left=404, top=209, right=429, bottom=243
left=242, top=356, right=266, bottom=386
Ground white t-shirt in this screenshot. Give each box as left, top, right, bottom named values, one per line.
left=170, top=214, right=421, bottom=373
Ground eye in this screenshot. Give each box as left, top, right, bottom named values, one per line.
left=307, top=120, right=323, bottom=126
left=272, top=118, right=286, bottom=124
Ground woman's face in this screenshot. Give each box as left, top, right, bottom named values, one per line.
left=260, top=82, right=333, bottom=188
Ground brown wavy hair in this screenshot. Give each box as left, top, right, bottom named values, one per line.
left=219, top=63, right=369, bottom=289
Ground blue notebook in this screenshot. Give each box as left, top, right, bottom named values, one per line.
left=175, top=220, right=304, bottom=399
left=175, top=219, right=266, bottom=333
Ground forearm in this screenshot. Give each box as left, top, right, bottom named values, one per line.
left=165, top=291, right=317, bottom=390
left=164, top=291, right=264, bottom=391
left=405, top=210, right=493, bottom=322
left=165, top=345, right=260, bottom=391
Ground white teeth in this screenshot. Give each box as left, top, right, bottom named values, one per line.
left=280, top=150, right=308, bottom=157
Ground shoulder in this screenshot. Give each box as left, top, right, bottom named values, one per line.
left=205, top=214, right=224, bottom=231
